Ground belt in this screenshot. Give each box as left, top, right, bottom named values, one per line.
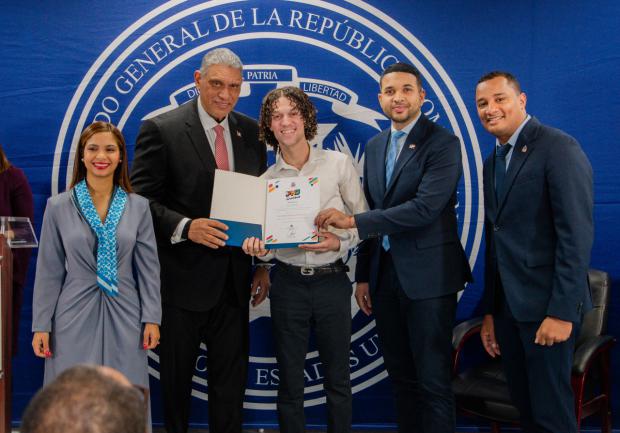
left=275, top=259, right=349, bottom=276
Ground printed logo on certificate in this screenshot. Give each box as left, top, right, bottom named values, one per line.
left=210, top=170, right=319, bottom=248
left=264, top=177, right=319, bottom=248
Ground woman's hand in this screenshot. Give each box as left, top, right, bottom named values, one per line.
left=32, top=332, right=52, bottom=358
left=143, top=323, right=160, bottom=350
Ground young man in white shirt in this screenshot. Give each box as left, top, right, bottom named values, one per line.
left=243, top=86, right=367, bottom=433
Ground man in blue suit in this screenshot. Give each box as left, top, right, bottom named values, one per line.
left=317, top=62, right=472, bottom=433
left=475, top=71, right=593, bottom=433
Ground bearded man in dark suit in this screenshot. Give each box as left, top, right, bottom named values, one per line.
left=316, top=63, right=472, bottom=433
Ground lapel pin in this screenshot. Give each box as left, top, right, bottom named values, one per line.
left=521, top=145, right=527, bottom=153
left=409, top=143, right=416, bottom=149
left=236, top=130, right=242, bottom=137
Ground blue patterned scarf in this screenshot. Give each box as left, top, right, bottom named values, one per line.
left=73, top=179, right=127, bottom=296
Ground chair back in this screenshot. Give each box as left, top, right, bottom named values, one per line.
left=577, top=269, right=611, bottom=345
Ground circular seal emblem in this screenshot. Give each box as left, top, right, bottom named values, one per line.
left=54, top=0, right=483, bottom=413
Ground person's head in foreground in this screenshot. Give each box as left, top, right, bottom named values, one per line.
left=21, top=365, right=146, bottom=433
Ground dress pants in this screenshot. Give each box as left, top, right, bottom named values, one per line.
left=159, top=274, right=249, bottom=433
left=494, top=280, right=578, bottom=433
left=269, top=263, right=353, bottom=433
left=372, top=251, right=457, bottom=433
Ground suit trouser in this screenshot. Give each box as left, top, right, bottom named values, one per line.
left=269, top=263, right=353, bottom=433
left=372, top=251, right=457, bottom=433
left=494, top=287, right=577, bottom=433
left=159, top=280, right=249, bottom=433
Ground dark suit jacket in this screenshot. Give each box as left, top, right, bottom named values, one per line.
left=355, top=114, right=472, bottom=300
left=482, top=117, right=593, bottom=323
left=131, top=99, right=266, bottom=311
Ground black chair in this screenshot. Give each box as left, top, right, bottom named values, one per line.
left=452, top=269, right=614, bottom=433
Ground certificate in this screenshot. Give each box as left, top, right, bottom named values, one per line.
left=210, top=170, right=319, bottom=248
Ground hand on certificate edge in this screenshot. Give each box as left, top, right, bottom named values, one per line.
left=298, top=231, right=341, bottom=252
left=315, top=208, right=356, bottom=230
left=251, top=266, right=271, bottom=307
left=188, top=218, right=229, bottom=249
left=242, top=237, right=268, bottom=256
left=355, top=282, right=372, bottom=316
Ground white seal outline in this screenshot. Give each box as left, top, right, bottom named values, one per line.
left=54, top=0, right=483, bottom=268
left=54, top=0, right=484, bottom=410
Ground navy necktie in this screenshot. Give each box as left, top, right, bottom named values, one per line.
left=495, top=143, right=512, bottom=199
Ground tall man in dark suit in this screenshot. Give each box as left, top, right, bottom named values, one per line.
left=475, top=71, right=593, bottom=433
left=316, top=63, right=472, bottom=433
left=131, top=48, right=268, bottom=433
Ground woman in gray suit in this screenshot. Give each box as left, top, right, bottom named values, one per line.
left=31, top=121, right=161, bottom=393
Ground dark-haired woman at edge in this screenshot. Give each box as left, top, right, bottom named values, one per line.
left=0, top=143, right=34, bottom=354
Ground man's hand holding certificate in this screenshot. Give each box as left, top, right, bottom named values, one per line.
left=210, top=169, right=320, bottom=248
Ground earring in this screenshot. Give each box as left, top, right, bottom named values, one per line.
left=81, top=158, right=84, bottom=162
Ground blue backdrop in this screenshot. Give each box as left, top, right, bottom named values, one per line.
left=1, top=0, right=619, bottom=429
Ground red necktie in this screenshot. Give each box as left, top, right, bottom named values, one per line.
left=213, top=124, right=229, bottom=171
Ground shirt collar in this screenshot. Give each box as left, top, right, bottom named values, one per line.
left=273, top=144, right=325, bottom=173
left=197, top=99, right=230, bottom=132
left=496, top=114, right=531, bottom=148
left=391, top=112, right=421, bottom=137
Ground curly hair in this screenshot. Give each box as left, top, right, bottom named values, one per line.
left=258, top=86, right=318, bottom=154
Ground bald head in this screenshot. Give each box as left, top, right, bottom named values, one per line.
left=21, top=365, right=146, bottom=433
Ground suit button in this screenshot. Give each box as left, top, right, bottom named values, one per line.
left=493, top=225, right=500, bottom=232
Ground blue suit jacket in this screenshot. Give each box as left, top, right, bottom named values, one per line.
left=482, top=117, right=593, bottom=323
left=355, top=114, right=472, bottom=300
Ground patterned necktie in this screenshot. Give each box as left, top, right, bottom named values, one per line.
left=383, top=130, right=407, bottom=251
left=385, top=130, right=407, bottom=186
left=494, top=143, right=512, bottom=199
left=213, top=124, right=229, bottom=170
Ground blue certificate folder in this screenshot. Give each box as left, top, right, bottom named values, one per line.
left=210, top=170, right=319, bottom=249
left=212, top=219, right=262, bottom=248
left=212, top=219, right=306, bottom=249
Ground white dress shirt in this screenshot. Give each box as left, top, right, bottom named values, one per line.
left=259, top=146, right=368, bottom=266
left=171, top=100, right=236, bottom=244
left=496, top=114, right=531, bottom=169
left=388, top=112, right=421, bottom=160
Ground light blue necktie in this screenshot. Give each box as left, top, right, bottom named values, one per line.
left=383, top=130, right=407, bottom=251
left=385, top=130, right=407, bottom=186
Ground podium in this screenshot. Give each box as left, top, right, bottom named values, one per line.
left=0, top=217, right=38, bottom=433
left=0, top=234, right=13, bottom=433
